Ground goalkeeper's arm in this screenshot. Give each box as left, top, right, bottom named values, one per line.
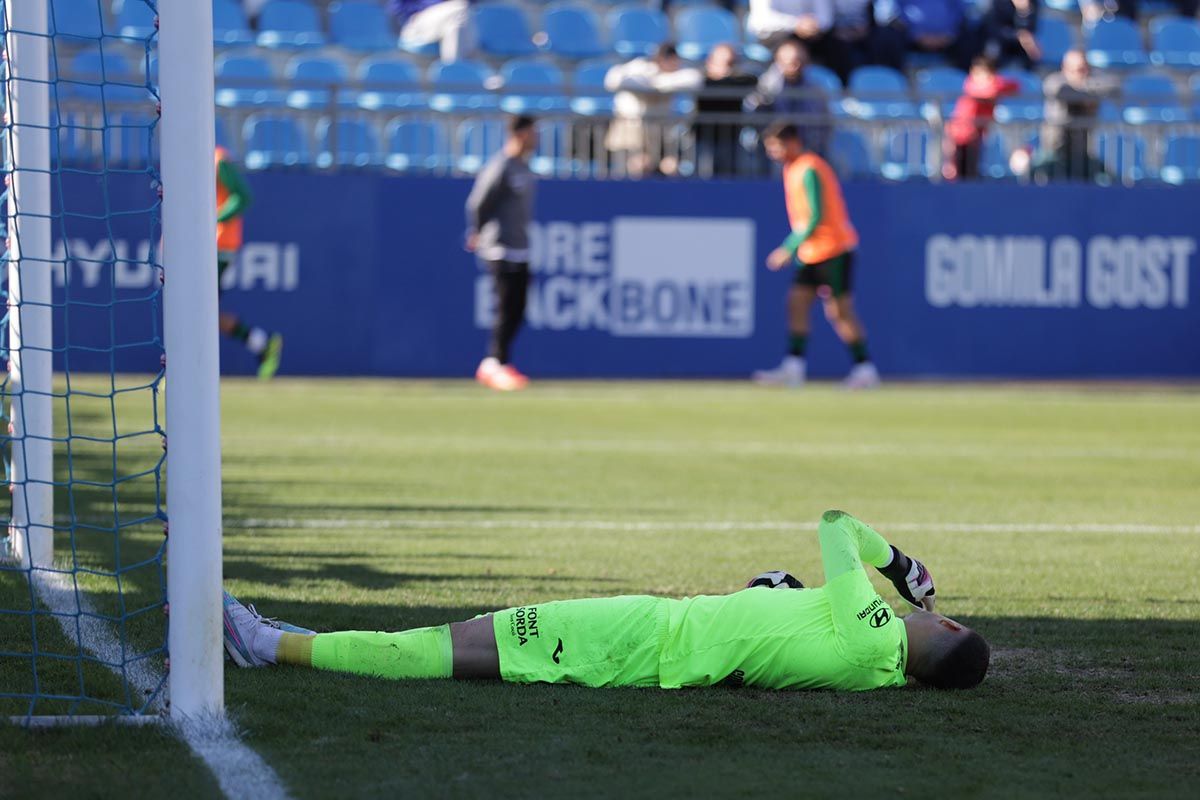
left=817, top=510, right=936, bottom=610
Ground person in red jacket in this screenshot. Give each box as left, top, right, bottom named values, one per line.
left=942, top=57, right=1019, bottom=181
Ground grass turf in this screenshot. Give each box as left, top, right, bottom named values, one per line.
left=4, top=378, right=1200, bottom=798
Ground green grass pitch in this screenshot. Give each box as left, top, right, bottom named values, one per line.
left=3, top=378, right=1199, bottom=798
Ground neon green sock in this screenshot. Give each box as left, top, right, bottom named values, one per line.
left=281, top=625, right=454, bottom=680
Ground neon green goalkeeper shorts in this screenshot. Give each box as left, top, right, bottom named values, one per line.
left=492, top=596, right=669, bottom=688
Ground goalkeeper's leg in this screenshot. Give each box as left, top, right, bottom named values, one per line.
left=223, top=593, right=666, bottom=686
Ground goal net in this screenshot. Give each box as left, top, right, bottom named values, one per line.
left=1, top=0, right=223, bottom=724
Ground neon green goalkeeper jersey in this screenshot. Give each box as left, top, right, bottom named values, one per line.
left=659, top=512, right=909, bottom=691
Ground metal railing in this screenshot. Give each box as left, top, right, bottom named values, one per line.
left=48, top=74, right=1200, bottom=186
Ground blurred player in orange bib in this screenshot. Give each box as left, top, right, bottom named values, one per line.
left=215, top=146, right=283, bottom=380
left=753, top=123, right=879, bottom=389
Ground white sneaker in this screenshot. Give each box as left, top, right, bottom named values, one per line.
left=753, top=356, right=806, bottom=387
left=222, top=590, right=314, bottom=668
left=844, top=362, right=880, bottom=390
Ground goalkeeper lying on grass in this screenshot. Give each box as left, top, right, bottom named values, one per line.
left=223, top=511, right=990, bottom=691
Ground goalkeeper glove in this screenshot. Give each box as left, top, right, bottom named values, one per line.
left=877, top=546, right=935, bottom=610
left=746, top=570, right=805, bottom=590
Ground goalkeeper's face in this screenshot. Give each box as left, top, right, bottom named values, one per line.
left=904, top=611, right=991, bottom=690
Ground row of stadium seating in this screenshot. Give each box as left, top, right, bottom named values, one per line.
left=58, top=45, right=1200, bottom=126
left=60, top=0, right=1200, bottom=69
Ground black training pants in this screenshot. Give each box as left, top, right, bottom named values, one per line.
left=488, top=260, right=529, bottom=365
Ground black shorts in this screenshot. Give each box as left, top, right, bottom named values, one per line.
left=794, top=250, right=855, bottom=298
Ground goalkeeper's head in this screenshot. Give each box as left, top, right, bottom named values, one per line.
left=903, top=612, right=990, bottom=690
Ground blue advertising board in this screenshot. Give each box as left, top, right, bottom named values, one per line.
left=46, top=172, right=1200, bottom=378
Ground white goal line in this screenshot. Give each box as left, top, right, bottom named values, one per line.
left=19, top=571, right=292, bottom=800
left=223, top=518, right=1200, bottom=535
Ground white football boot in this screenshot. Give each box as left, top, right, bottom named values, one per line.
left=753, top=356, right=806, bottom=387
left=844, top=362, right=881, bottom=390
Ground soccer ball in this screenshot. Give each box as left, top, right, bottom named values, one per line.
left=746, top=570, right=805, bottom=590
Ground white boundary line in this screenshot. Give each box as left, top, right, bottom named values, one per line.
left=27, top=571, right=291, bottom=800
left=224, top=518, right=1200, bottom=535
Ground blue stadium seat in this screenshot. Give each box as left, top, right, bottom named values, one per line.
left=542, top=4, right=608, bottom=60
left=676, top=8, right=740, bottom=61
left=215, top=116, right=234, bottom=156
left=828, top=129, right=873, bottom=178
left=1086, top=18, right=1149, bottom=69
left=51, top=0, right=106, bottom=41
left=571, top=59, right=616, bottom=115
left=916, top=67, right=966, bottom=117
left=1037, top=17, right=1074, bottom=66
left=609, top=8, right=669, bottom=58
left=213, top=0, right=255, bottom=46
left=500, top=59, right=568, bottom=113
left=215, top=54, right=285, bottom=108
left=1150, top=17, right=1200, bottom=68
left=316, top=118, right=381, bottom=168
left=104, top=112, right=156, bottom=167
left=456, top=119, right=506, bottom=173
left=1096, top=129, right=1149, bottom=182
left=243, top=114, right=310, bottom=168
left=804, top=64, right=842, bottom=95
left=843, top=67, right=916, bottom=119
left=116, top=1, right=156, bottom=42
left=474, top=4, right=537, bottom=57
left=385, top=119, right=448, bottom=172
left=286, top=56, right=350, bottom=110
left=994, top=70, right=1044, bottom=122
left=881, top=127, right=933, bottom=180
left=428, top=61, right=497, bottom=112
left=256, top=0, right=327, bottom=49
left=1121, top=73, right=1186, bottom=124
left=356, top=58, right=426, bottom=110
left=1161, top=134, right=1200, bottom=185
left=66, top=49, right=148, bottom=104
left=329, top=1, right=395, bottom=51
left=743, top=26, right=772, bottom=63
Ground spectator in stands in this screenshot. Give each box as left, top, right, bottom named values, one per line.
left=1031, top=49, right=1118, bottom=183
left=242, top=0, right=269, bottom=27
left=1078, top=0, right=1199, bottom=21
left=982, top=0, right=1040, bottom=70
left=604, top=43, right=703, bottom=179
left=874, top=0, right=975, bottom=72
left=694, top=44, right=759, bottom=178
left=942, top=57, right=1019, bottom=181
left=830, top=0, right=878, bottom=81
left=747, top=0, right=853, bottom=83
left=390, top=0, right=474, bottom=62
left=745, top=39, right=830, bottom=158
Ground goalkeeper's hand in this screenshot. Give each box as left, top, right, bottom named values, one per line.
left=876, top=546, right=936, bottom=611
left=746, top=570, right=805, bottom=590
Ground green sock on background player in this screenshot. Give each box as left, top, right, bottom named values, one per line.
left=848, top=339, right=870, bottom=364
left=789, top=334, right=808, bottom=357
left=276, top=627, right=454, bottom=680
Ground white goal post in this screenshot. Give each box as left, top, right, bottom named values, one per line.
left=4, top=0, right=224, bottom=722
left=160, top=0, right=225, bottom=721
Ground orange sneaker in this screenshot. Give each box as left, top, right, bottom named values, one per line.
left=475, top=357, right=502, bottom=387
left=501, top=364, right=529, bottom=389
left=475, top=358, right=528, bottom=391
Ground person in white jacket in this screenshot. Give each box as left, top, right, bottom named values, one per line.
left=748, top=0, right=851, bottom=83
left=604, top=44, right=703, bottom=178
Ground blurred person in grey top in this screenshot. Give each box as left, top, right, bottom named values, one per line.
left=1033, top=50, right=1118, bottom=183
left=745, top=39, right=830, bottom=159
left=465, top=116, right=538, bottom=391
